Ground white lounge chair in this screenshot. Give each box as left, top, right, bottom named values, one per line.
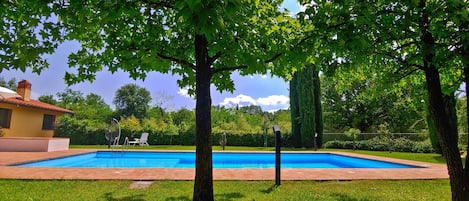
left=129, top=132, right=149, bottom=146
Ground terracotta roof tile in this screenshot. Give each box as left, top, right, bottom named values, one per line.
left=0, top=98, right=73, bottom=114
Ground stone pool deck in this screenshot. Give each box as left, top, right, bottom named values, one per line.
left=0, top=149, right=448, bottom=180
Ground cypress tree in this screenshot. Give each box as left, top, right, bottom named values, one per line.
left=290, top=64, right=324, bottom=148
left=290, top=73, right=302, bottom=147
left=312, top=67, right=324, bottom=148
left=297, top=66, right=316, bottom=148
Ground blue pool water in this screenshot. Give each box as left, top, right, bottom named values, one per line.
left=17, top=152, right=419, bottom=169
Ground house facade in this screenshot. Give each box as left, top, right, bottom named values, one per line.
left=0, top=80, right=73, bottom=138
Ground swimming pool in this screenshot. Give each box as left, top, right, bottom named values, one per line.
left=17, top=151, right=420, bottom=169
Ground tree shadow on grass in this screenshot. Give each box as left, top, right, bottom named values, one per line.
left=165, top=196, right=191, bottom=201
left=104, top=192, right=145, bottom=201
left=260, top=185, right=279, bottom=194
left=164, top=193, right=243, bottom=201
left=214, top=192, right=244, bottom=201
left=331, top=193, right=373, bottom=201
left=432, top=155, right=446, bottom=164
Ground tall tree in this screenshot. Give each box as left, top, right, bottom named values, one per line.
left=0, top=77, right=17, bottom=90
left=56, top=88, right=85, bottom=110
left=113, top=84, right=152, bottom=120
left=290, top=71, right=301, bottom=147
left=301, top=0, right=468, bottom=199
left=321, top=65, right=427, bottom=133
left=38, top=95, right=57, bottom=105
left=1, top=1, right=304, bottom=200
left=290, top=65, right=323, bottom=148
left=312, top=67, right=323, bottom=147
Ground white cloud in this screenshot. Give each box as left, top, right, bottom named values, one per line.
left=266, top=107, right=289, bottom=113
left=219, top=94, right=290, bottom=111
left=220, top=94, right=257, bottom=107
left=178, top=88, right=192, bottom=98
left=256, top=95, right=289, bottom=106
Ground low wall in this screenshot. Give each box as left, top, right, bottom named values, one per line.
left=0, top=137, right=70, bottom=152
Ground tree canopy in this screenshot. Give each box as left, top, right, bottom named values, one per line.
left=1, top=1, right=305, bottom=200
left=113, top=83, right=152, bottom=119
left=299, top=0, right=468, bottom=199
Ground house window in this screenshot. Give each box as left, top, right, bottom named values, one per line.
left=0, top=108, right=12, bottom=128
left=42, top=114, right=56, bottom=130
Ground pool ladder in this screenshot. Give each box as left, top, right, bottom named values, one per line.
left=111, top=137, right=130, bottom=152
left=122, top=137, right=130, bottom=151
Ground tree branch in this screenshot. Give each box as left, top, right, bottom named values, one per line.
left=392, top=41, right=418, bottom=51
left=157, top=53, right=196, bottom=70
left=265, top=53, right=282, bottom=63
left=208, top=51, right=222, bottom=66
left=211, top=52, right=283, bottom=75
left=211, top=65, right=248, bottom=75
left=395, top=68, right=419, bottom=81
left=141, top=0, right=175, bottom=8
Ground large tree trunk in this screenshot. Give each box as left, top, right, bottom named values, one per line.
left=192, top=34, right=214, bottom=201
left=426, top=100, right=442, bottom=154
left=464, top=66, right=469, bottom=189
left=425, top=68, right=466, bottom=200
left=419, top=1, right=467, bottom=199
left=461, top=19, right=469, bottom=193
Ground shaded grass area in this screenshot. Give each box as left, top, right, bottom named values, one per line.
left=0, top=180, right=450, bottom=201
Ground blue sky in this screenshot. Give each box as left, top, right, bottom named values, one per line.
left=1, top=1, right=300, bottom=112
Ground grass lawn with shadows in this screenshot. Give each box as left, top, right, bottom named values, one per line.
left=0, top=180, right=450, bottom=201
left=1, top=146, right=456, bottom=200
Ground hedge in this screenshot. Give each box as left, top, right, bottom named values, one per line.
left=323, top=137, right=435, bottom=153
left=58, top=126, right=296, bottom=148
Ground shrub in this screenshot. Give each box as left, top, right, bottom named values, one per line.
left=324, top=137, right=435, bottom=153
left=392, top=138, right=414, bottom=152
left=412, top=141, right=435, bottom=153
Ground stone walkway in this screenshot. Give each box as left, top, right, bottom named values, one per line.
left=0, top=149, right=448, bottom=180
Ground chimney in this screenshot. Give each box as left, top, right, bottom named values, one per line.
left=17, top=80, right=32, bottom=101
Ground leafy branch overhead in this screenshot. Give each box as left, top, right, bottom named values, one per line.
left=44, top=0, right=307, bottom=94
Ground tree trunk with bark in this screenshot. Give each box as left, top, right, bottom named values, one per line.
left=425, top=68, right=466, bottom=200
left=192, top=34, right=214, bottom=201
left=464, top=66, right=469, bottom=193
left=419, top=1, right=468, bottom=199
left=461, top=20, right=469, bottom=196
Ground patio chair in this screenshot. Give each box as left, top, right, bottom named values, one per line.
left=129, top=132, right=150, bottom=146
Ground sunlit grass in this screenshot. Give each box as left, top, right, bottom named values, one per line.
left=0, top=179, right=450, bottom=201
left=2, top=146, right=456, bottom=200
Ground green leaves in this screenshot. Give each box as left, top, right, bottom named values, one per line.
left=0, top=0, right=62, bottom=73
left=2, top=0, right=306, bottom=95
left=113, top=83, right=152, bottom=119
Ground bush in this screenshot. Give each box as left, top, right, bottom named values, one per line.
left=412, top=141, right=435, bottom=153
left=324, top=137, right=435, bottom=153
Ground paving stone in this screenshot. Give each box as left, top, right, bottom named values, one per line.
left=130, top=181, right=153, bottom=189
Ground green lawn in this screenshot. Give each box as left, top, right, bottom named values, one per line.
left=0, top=180, right=450, bottom=201
left=3, top=146, right=452, bottom=200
